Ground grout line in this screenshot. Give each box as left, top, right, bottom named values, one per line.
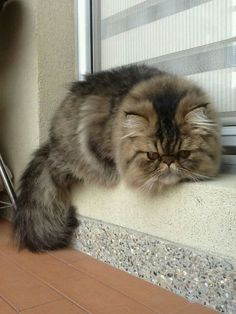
left=18, top=298, right=64, bottom=313
left=18, top=298, right=88, bottom=314
left=0, top=251, right=92, bottom=314
left=48, top=251, right=88, bottom=265
left=0, top=295, right=18, bottom=313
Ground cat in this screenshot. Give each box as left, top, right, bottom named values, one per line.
left=13, top=64, right=221, bottom=252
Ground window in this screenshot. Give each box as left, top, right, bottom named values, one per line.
left=76, top=0, right=236, bottom=171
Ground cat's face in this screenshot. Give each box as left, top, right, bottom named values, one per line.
left=115, top=75, right=221, bottom=193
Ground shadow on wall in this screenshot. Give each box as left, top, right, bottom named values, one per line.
left=0, top=0, right=23, bottom=77
left=0, top=0, right=23, bottom=157
left=0, top=0, right=7, bottom=12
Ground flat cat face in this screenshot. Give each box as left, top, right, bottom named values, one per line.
left=115, top=75, right=221, bottom=192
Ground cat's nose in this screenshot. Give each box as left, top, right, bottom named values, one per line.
left=162, top=155, right=175, bottom=166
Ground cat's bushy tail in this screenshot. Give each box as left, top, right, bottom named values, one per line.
left=13, top=143, right=79, bottom=252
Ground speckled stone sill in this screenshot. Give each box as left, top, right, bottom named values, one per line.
left=75, top=216, right=236, bottom=313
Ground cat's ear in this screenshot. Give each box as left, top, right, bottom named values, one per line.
left=122, top=112, right=149, bottom=138
left=186, top=104, right=209, bottom=122
left=185, top=104, right=217, bottom=133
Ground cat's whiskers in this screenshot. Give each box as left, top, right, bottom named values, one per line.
left=178, top=167, right=210, bottom=182
left=188, top=170, right=210, bottom=180
left=140, top=179, right=157, bottom=192
left=178, top=168, right=200, bottom=182
left=138, top=170, right=164, bottom=192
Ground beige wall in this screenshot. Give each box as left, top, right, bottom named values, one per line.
left=37, top=1, right=75, bottom=143
left=0, top=0, right=75, bottom=180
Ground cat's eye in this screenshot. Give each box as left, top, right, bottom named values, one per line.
left=147, top=152, right=159, bottom=160
left=179, top=150, right=190, bottom=158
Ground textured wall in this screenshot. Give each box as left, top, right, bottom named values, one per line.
left=37, top=0, right=75, bottom=143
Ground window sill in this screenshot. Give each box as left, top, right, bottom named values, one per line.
left=72, top=175, right=236, bottom=260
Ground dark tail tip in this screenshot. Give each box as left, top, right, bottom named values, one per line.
left=13, top=206, right=79, bottom=253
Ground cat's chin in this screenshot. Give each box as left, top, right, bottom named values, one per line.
left=158, top=173, right=181, bottom=188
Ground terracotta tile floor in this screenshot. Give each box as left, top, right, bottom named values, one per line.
left=0, top=219, right=217, bottom=314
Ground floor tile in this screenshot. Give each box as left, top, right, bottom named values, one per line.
left=0, top=219, right=218, bottom=314
left=71, top=253, right=189, bottom=313
left=0, top=219, right=13, bottom=244
left=1, top=249, right=85, bottom=284
left=51, top=274, right=156, bottom=314
left=0, top=243, right=156, bottom=313
left=0, top=254, right=61, bottom=311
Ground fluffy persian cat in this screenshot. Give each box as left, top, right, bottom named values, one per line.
left=13, top=65, right=221, bottom=252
